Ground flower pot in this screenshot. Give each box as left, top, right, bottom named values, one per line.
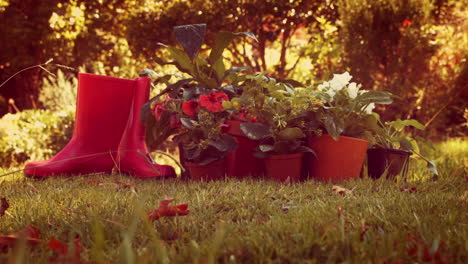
left=224, top=120, right=264, bottom=179
left=185, top=158, right=226, bottom=181
left=307, top=134, right=368, bottom=182
left=367, top=148, right=411, bottom=179
left=264, top=153, right=303, bottom=183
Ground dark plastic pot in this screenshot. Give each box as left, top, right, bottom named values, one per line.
left=185, top=158, right=226, bottom=181
left=367, top=148, right=411, bottom=179
left=264, top=152, right=303, bottom=183
left=307, top=134, right=368, bottom=182
left=224, top=120, right=264, bottom=179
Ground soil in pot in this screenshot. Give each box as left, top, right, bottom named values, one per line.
left=224, top=120, right=264, bottom=179
left=367, top=148, right=411, bottom=179
left=264, top=152, right=303, bottom=183
left=307, top=134, right=368, bottom=182
left=185, top=158, right=226, bottom=181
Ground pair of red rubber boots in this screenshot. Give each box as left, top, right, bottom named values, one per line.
left=24, top=73, right=175, bottom=179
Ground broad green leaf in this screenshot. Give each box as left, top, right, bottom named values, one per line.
left=166, top=78, right=194, bottom=98
left=388, top=119, right=425, bottom=131
left=278, top=127, right=305, bottom=141
left=357, top=91, right=393, bottom=105
left=173, top=24, right=206, bottom=60
left=208, top=134, right=237, bottom=152
left=399, top=137, right=414, bottom=151
left=240, top=122, right=271, bottom=140
left=259, top=144, right=274, bottom=153
left=212, top=58, right=226, bottom=83
left=167, top=46, right=195, bottom=75
left=284, top=84, right=295, bottom=95
left=296, top=146, right=317, bottom=157
left=279, top=79, right=305, bottom=88
left=426, top=160, right=439, bottom=176
left=139, top=68, right=159, bottom=78
left=180, top=118, right=195, bottom=129
left=222, top=67, right=250, bottom=81
left=140, top=101, right=154, bottom=125
left=324, top=115, right=344, bottom=141
left=209, top=32, right=258, bottom=64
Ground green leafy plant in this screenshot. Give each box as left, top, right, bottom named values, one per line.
left=229, top=74, right=321, bottom=157
left=366, top=115, right=438, bottom=176
left=140, top=24, right=257, bottom=164
left=307, top=72, right=394, bottom=140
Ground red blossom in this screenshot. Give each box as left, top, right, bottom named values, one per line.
left=0, top=225, right=41, bottom=252
left=199, top=91, right=229, bottom=113
left=147, top=198, right=190, bottom=221
left=182, top=101, right=199, bottom=117
left=48, top=236, right=84, bottom=263
left=402, top=19, right=412, bottom=28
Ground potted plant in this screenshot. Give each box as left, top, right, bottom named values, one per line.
left=305, top=72, right=394, bottom=182
left=140, top=24, right=255, bottom=180
left=365, top=115, right=438, bottom=179
left=227, top=74, right=321, bottom=183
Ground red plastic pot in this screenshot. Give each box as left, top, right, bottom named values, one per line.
left=264, top=153, right=303, bottom=183
left=224, top=120, right=264, bottom=179
left=307, top=134, right=368, bottom=182
left=185, top=158, right=226, bottom=181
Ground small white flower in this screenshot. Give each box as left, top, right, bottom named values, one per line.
left=347, top=82, right=359, bottom=99
left=317, top=81, right=330, bottom=91
left=364, top=103, right=375, bottom=114
left=326, top=89, right=336, bottom=99
left=329, top=72, right=352, bottom=91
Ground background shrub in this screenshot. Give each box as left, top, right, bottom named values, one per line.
left=0, top=109, right=74, bottom=167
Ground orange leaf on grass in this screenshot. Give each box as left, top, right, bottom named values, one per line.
left=332, top=185, right=353, bottom=196
left=148, top=199, right=190, bottom=221
left=0, top=225, right=41, bottom=252
left=48, top=236, right=84, bottom=263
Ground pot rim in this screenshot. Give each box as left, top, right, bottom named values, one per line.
left=309, top=133, right=369, bottom=144
left=265, top=152, right=304, bottom=160
left=367, top=148, right=412, bottom=155
left=185, top=158, right=225, bottom=168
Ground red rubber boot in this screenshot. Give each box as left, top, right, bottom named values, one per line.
left=24, top=73, right=134, bottom=178
left=116, top=77, right=176, bottom=178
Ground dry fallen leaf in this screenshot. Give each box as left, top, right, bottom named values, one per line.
left=400, top=187, right=417, bottom=193
left=147, top=199, right=190, bottom=221
left=332, top=185, right=352, bottom=196
left=0, top=197, right=9, bottom=217
left=48, top=236, right=84, bottom=263
left=0, top=225, right=41, bottom=252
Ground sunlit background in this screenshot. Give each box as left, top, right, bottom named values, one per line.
left=0, top=0, right=466, bottom=168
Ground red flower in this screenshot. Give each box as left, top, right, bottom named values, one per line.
left=182, top=101, right=199, bottom=117
left=199, top=91, right=229, bottom=113
left=152, top=102, right=165, bottom=121
left=402, top=19, right=412, bottom=28
left=147, top=198, right=190, bottom=221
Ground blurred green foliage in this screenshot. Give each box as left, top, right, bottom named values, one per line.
left=0, top=109, right=74, bottom=167
left=0, top=0, right=465, bottom=142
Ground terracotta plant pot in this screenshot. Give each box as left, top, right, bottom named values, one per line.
left=367, top=148, right=411, bottom=179
left=264, top=153, right=303, bottom=183
left=185, top=158, right=226, bottom=181
left=224, top=120, right=264, bottom=179
left=307, top=134, right=368, bottom=182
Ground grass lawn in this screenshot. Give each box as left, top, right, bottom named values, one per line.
left=0, top=139, right=467, bottom=263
